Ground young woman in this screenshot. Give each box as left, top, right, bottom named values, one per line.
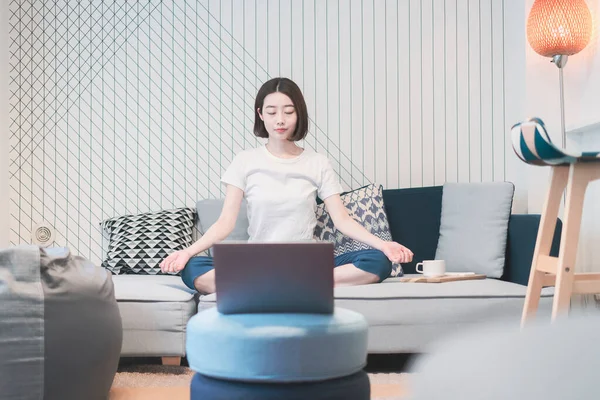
left=160, top=77, right=413, bottom=293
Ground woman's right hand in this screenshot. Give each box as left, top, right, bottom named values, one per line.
left=160, top=250, right=192, bottom=274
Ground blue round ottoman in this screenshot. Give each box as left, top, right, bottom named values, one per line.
left=190, top=370, right=370, bottom=400
left=186, top=307, right=368, bottom=382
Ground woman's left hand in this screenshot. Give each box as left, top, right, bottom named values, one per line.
left=380, top=241, right=414, bottom=264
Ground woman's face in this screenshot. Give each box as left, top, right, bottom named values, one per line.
left=258, top=92, right=298, bottom=141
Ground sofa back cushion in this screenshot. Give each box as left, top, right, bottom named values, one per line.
left=196, top=199, right=250, bottom=256
left=435, top=182, right=515, bottom=278
left=382, top=186, right=444, bottom=274
left=504, top=214, right=562, bottom=285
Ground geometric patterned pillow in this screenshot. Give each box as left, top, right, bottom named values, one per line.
left=100, top=207, right=195, bottom=275
left=314, top=184, right=402, bottom=277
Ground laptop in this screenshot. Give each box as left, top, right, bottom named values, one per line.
left=212, top=242, right=335, bottom=314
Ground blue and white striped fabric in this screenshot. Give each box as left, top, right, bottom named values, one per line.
left=511, top=117, right=600, bottom=166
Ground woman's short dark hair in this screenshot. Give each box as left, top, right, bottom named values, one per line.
left=253, top=77, right=309, bottom=142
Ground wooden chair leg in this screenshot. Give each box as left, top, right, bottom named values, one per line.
left=522, top=166, right=569, bottom=327
left=522, top=270, right=548, bottom=326
left=552, top=164, right=593, bottom=321
left=162, top=356, right=181, bottom=366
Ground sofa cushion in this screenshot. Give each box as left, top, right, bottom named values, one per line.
left=333, top=276, right=542, bottom=300
left=101, top=207, right=196, bottom=275
left=198, top=277, right=554, bottom=353
left=382, top=186, right=444, bottom=274
left=112, top=275, right=198, bottom=357
left=435, top=182, right=514, bottom=278
left=112, top=275, right=196, bottom=302
left=199, top=276, right=551, bottom=305
left=314, top=184, right=398, bottom=275
left=332, top=276, right=553, bottom=331
left=118, top=300, right=197, bottom=357
left=196, top=199, right=250, bottom=256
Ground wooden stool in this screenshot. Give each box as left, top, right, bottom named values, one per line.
left=511, top=118, right=600, bottom=325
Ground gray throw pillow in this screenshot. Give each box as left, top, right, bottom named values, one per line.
left=434, top=182, right=514, bottom=278
left=196, top=198, right=250, bottom=256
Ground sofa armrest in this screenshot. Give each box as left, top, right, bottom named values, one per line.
left=502, top=214, right=562, bottom=286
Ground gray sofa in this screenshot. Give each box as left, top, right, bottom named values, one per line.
left=111, top=184, right=562, bottom=363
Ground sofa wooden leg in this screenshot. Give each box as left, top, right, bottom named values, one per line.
left=162, top=356, right=181, bottom=366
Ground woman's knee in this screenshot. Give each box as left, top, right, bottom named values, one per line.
left=357, top=250, right=392, bottom=282
left=180, top=256, right=214, bottom=291
left=193, top=271, right=216, bottom=294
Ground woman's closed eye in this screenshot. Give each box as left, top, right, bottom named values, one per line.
left=266, top=111, right=294, bottom=116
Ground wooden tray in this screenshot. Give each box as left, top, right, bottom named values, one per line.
left=399, top=273, right=487, bottom=283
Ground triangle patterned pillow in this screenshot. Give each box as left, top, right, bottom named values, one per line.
left=101, top=207, right=196, bottom=275
left=314, top=184, right=403, bottom=277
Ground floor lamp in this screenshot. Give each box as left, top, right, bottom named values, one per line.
left=526, top=0, right=593, bottom=149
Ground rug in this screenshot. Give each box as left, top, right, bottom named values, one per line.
left=110, top=365, right=409, bottom=400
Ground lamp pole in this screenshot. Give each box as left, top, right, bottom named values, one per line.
left=552, top=54, right=568, bottom=150
left=551, top=54, right=569, bottom=204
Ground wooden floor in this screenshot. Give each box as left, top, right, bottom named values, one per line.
left=110, top=354, right=413, bottom=399
left=109, top=383, right=406, bottom=399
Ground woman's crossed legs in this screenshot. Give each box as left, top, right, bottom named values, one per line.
left=180, top=249, right=392, bottom=294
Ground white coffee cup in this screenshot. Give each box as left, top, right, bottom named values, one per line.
left=415, top=260, right=446, bottom=277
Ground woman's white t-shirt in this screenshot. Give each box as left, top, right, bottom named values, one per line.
left=221, top=145, right=343, bottom=242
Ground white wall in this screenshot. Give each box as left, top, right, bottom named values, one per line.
left=0, top=0, right=9, bottom=248
left=524, top=0, right=600, bottom=290
left=7, top=0, right=525, bottom=264
left=505, top=0, right=528, bottom=212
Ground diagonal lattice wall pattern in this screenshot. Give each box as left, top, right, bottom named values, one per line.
left=9, top=0, right=512, bottom=265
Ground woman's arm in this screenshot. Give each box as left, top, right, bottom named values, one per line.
left=160, top=184, right=244, bottom=273
left=322, top=194, right=413, bottom=264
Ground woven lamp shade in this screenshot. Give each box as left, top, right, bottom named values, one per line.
left=527, top=0, right=593, bottom=57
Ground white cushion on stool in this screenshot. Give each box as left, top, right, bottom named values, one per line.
left=186, top=307, right=368, bottom=382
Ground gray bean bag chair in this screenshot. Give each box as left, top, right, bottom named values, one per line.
left=0, top=245, right=122, bottom=399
